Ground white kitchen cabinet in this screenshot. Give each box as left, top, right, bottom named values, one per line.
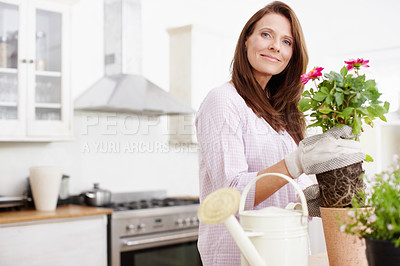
left=0, top=0, right=72, bottom=141
left=0, top=215, right=108, bottom=266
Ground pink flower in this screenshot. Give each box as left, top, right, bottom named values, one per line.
left=300, top=67, right=324, bottom=85
left=344, top=58, right=370, bottom=70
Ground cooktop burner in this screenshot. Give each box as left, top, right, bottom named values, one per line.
left=106, top=197, right=199, bottom=212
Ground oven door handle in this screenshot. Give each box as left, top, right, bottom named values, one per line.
left=123, top=231, right=198, bottom=247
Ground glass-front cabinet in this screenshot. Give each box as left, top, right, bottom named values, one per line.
left=0, top=0, right=71, bottom=141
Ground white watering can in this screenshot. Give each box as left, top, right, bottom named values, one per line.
left=198, top=173, right=309, bottom=266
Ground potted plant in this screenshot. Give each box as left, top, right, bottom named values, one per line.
left=298, top=58, right=390, bottom=266
left=299, top=58, right=390, bottom=208
left=341, top=154, right=400, bottom=266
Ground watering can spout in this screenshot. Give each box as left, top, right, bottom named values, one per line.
left=197, top=188, right=265, bottom=266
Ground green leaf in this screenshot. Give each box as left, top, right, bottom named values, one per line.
left=342, top=107, right=354, bottom=117
left=353, top=116, right=362, bottom=135
left=384, top=101, right=390, bottom=112
left=325, top=95, right=333, bottom=105
left=336, top=114, right=345, bottom=121
left=364, top=117, right=373, bottom=126
left=340, top=66, right=348, bottom=77
left=364, top=79, right=376, bottom=89
left=365, top=154, right=374, bottom=162
left=308, top=120, right=325, bottom=128
left=367, top=106, right=379, bottom=117
left=298, top=98, right=311, bottom=112
left=376, top=105, right=388, bottom=116
left=325, top=73, right=335, bottom=80
left=302, top=90, right=311, bottom=98
left=379, top=115, right=387, bottom=122
left=313, top=92, right=327, bottom=101
left=356, top=107, right=369, bottom=116
left=333, top=72, right=344, bottom=82
left=321, top=87, right=329, bottom=94
left=364, top=88, right=381, bottom=102
left=334, top=92, right=344, bottom=106
left=319, top=106, right=333, bottom=114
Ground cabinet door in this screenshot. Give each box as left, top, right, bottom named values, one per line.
left=0, top=215, right=108, bottom=266
left=26, top=1, right=71, bottom=138
left=0, top=0, right=26, bottom=137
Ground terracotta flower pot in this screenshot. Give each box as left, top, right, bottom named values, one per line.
left=320, top=207, right=368, bottom=266
left=365, top=238, right=400, bottom=266
left=316, top=162, right=364, bottom=208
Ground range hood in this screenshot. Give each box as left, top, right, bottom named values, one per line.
left=74, top=0, right=194, bottom=116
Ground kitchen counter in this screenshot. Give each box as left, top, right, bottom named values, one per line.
left=0, top=204, right=112, bottom=224
left=309, top=252, right=329, bottom=266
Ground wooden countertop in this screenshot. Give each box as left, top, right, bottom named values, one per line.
left=0, top=204, right=113, bottom=224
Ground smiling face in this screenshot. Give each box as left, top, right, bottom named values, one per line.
left=245, top=13, right=294, bottom=88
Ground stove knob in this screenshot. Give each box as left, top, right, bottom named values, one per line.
left=175, top=218, right=184, bottom=227
left=184, top=218, right=192, bottom=226
left=126, top=224, right=136, bottom=232
left=137, top=223, right=146, bottom=231
left=191, top=217, right=199, bottom=225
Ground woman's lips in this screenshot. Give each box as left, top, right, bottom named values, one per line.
left=261, top=54, right=280, bottom=62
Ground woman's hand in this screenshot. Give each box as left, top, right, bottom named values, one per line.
left=284, top=125, right=365, bottom=178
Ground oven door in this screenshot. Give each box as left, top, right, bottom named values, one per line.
left=120, top=228, right=202, bottom=266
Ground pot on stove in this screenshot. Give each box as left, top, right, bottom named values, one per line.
left=82, top=183, right=111, bottom=206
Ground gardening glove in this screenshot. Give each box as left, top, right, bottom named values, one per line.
left=302, top=184, right=322, bottom=217
left=284, top=125, right=365, bottom=178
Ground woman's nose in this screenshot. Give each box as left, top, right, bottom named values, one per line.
left=268, top=40, right=280, bottom=52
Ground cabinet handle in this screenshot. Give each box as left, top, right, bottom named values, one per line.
left=29, top=59, right=34, bottom=64
left=21, top=59, right=27, bottom=63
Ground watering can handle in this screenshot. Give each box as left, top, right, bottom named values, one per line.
left=239, top=173, right=309, bottom=219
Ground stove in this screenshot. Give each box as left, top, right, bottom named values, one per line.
left=106, top=197, right=199, bottom=212
left=108, top=191, right=201, bottom=266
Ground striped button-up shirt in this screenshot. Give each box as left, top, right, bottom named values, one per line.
left=195, top=82, right=312, bottom=265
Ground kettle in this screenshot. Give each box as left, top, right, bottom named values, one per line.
left=198, top=173, right=309, bottom=266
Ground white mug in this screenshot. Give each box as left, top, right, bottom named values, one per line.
left=29, top=166, right=62, bottom=211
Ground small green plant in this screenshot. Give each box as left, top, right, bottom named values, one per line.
left=340, top=154, right=400, bottom=247
left=298, top=59, right=390, bottom=136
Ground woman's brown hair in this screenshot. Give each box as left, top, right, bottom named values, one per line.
left=231, top=1, right=308, bottom=144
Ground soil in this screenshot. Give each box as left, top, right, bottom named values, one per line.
left=316, top=162, right=364, bottom=208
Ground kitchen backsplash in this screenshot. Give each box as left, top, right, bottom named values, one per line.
left=0, top=113, right=199, bottom=197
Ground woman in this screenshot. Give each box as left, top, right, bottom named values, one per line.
left=195, top=1, right=364, bottom=265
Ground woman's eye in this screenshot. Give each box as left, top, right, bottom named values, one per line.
left=262, top=32, right=271, bottom=38
left=283, top=40, right=292, bottom=45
